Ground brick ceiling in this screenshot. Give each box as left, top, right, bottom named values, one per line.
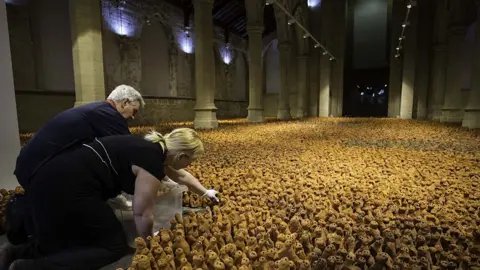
left=165, top=0, right=277, bottom=39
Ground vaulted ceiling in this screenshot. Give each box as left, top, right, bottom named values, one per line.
left=165, top=0, right=277, bottom=39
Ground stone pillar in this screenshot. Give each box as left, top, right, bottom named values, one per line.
left=413, top=0, right=433, bottom=120
left=0, top=1, right=21, bottom=189
left=319, top=55, right=332, bottom=117
left=388, top=0, right=406, bottom=118
left=309, top=51, right=320, bottom=116
left=428, top=0, right=448, bottom=120
left=246, top=0, right=264, bottom=123
left=277, top=41, right=292, bottom=120
left=296, top=55, right=308, bottom=117
left=441, top=26, right=468, bottom=123
left=462, top=3, right=480, bottom=129
left=246, top=25, right=265, bottom=123
left=193, top=0, right=218, bottom=129
left=69, top=0, right=105, bottom=106
left=329, top=0, right=346, bottom=117
left=400, top=3, right=419, bottom=119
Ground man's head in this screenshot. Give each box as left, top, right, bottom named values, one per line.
left=107, top=85, right=145, bottom=120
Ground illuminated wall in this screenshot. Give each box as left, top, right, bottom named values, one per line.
left=353, top=0, right=388, bottom=69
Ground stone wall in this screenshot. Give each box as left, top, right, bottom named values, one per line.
left=263, top=93, right=299, bottom=117
left=14, top=91, right=247, bottom=132
left=15, top=91, right=75, bottom=133
left=6, top=0, right=249, bottom=132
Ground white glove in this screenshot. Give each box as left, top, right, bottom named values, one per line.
left=203, top=190, right=219, bottom=203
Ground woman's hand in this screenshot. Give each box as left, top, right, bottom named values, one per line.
left=203, top=190, right=220, bottom=203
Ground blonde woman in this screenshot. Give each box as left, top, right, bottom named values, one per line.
left=4, top=128, right=217, bottom=270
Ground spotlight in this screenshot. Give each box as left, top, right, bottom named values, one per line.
left=303, top=33, right=310, bottom=39
left=288, top=19, right=295, bottom=25
left=314, top=43, right=320, bottom=48
left=407, top=4, right=412, bottom=8
left=322, top=51, right=328, bottom=56
left=329, top=56, right=335, bottom=61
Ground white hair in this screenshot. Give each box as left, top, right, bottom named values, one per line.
left=107, top=85, right=145, bottom=108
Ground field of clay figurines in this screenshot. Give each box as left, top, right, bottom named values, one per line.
left=3, top=118, right=480, bottom=270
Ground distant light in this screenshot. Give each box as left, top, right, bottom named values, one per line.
left=407, top=4, right=412, bottom=8
left=177, top=30, right=194, bottom=54
left=385, top=84, right=388, bottom=87
left=361, top=92, right=364, bottom=96
left=220, top=44, right=234, bottom=64
left=4, top=0, right=28, bottom=5
left=102, top=2, right=137, bottom=37
left=307, top=0, right=322, bottom=8
left=373, top=93, right=375, bottom=97
left=378, top=89, right=385, bottom=95
left=357, top=85, right=360, bottom=88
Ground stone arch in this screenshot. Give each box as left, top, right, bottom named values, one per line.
left=265, top=39, right=280, bottom=94
left=140, top=21, right=170, bottom=96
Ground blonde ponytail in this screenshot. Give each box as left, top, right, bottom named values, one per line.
left=144, top=130, right=166, bottom=150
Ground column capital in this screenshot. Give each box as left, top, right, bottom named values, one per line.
left=247, top=25, right=264, bottom=34
left=193, top=0, right=214, bottom=5
left=433, top=43, right=447, bottom=51
left=278, top=41, right=291, bottom=50
left=448, top=24, right=468, bottom=37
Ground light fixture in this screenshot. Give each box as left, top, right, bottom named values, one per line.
left=322, top=51, right=328, bottom=56
left=329, top=56, right=335, bottom=61
left=270, top=0, right=335, bottom=60
left=394, top=1, right=414, bottom=60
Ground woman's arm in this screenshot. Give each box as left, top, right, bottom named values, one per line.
left=164, top=166, right=207, bottom=196
left=131, top=165, right=160, bottom=238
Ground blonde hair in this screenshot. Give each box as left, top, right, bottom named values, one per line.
left=144, top=128, right=204, bottom=159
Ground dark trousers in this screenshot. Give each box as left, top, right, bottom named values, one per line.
left=13, top=151, right=131, bottom=270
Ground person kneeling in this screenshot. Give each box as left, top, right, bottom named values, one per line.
left=3, top=128, right=218, bottom=270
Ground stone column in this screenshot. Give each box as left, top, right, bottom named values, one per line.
left=0, top=1, right=21, bottom=189
left=246, top=25, right=264, bottom=123
left=245, top=0, right=265, bottom=123
left=329, top=0, right=346, bottom=117
left=309, top=51, right=320, bottom=116
left=69, top=0, right=105, bottom=106
left=277, top=41, right=292, bottom=120
left=462, top=3, right=480, bottom=129
left=441, top=26, right=468, bottom=123
left=296, top=55, right=308, bottom=118
left=400, top=3, right=419, bottom=119
left=193, top=0, right=218, bottom=129
left=319, top=55, right=332, bottom=117
left=428, top=0, right=448, bottom=120
left=388, top=0, right=406, bottom=118
left=413, top=0, right=433, bottom=120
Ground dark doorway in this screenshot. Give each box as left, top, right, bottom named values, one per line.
left=344, top=67, right=389, bottom=117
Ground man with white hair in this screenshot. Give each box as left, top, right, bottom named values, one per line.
left=14, top=84, right=144, bottom=190
left=7, top=85, right=143, bottom=245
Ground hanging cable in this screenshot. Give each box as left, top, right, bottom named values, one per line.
left=395, top=0, right=416, bottom=59
left=266, top=0, right=336, bottom=60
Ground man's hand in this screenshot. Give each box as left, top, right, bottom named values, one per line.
left=203, top=190, right=219, bottom=203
